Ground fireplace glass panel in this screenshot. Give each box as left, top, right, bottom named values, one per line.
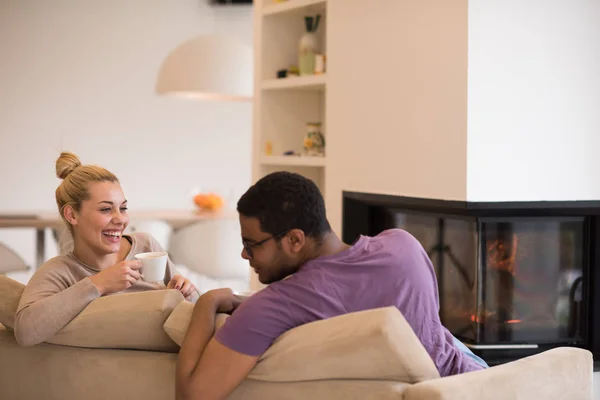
left=393, top=212, right=478, bottom=336
left=394, top=212, right=585, bottom=346
left=477, top=218, right=584, bottom=344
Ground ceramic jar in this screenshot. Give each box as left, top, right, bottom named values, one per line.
left=303, top=123, right=325, bottom=156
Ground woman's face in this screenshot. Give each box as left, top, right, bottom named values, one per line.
left=70, top=181, right=129, bottom=255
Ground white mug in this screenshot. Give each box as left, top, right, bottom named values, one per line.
left=134, top=252, right=168, bottom=283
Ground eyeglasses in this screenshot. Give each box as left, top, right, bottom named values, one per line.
left=242, top=230, right=288, bottom=258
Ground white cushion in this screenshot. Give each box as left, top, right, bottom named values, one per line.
left=162, top=300, right=229, bottom=346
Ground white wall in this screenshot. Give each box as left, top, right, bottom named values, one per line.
left=324, top=0, right=600, bottom=236
left=467, top=0, right=600, bottom=201
left=325, top=0, right=468, bottom=234
left=0, top=0, right=253, bottom=267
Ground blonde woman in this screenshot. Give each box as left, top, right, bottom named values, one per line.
left=14, top=152, right=196, bottom=347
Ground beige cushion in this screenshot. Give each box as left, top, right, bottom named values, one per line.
left=229, top=379, right=411, bottom=400
left=403, top=347, right=593, bottom=400
left=47, top=289, right=185, bottom=352
left=164, top=305, right=440, bottom=383
left=0, top=276, right=25, bottom=330
left=163, top=300, right=229, bottom=346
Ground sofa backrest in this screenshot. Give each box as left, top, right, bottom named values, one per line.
left=164, top=302, right=441, bottom=384
left=46, top=289, right=184, bottom=352
left=253, top=306, right=441, bottom=383
left=1, top=276, right=441, bottom=385
left=0, top=274, right=184, bottom=351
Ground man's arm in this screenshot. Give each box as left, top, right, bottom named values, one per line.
left=176, top=289, right=259, bottom=400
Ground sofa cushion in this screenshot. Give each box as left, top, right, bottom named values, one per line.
left=0, top=276, right=25, bottom=330
left=162, top=300, right=229, bottom=346
left=47, top=289, right=185, bottom=352
left=402, top=347, right=593, bottom=400
left=164, top=305, right=440, bottom=383
left=229, top=379, right=411, bottom=400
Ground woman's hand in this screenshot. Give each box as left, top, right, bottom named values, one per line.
left=89, top=260, right=143, bottom=296
left=167, top=274, right=197, bottom=301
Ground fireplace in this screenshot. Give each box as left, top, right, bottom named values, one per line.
left=342, top=191, right=600, bottom=365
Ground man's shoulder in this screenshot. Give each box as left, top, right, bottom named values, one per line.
left=366, top=228, right=417, bottom=249
left=374, top=228, right=418, bottom=242
left=239, top=283, right=288, bottom=309
left=215, top=281, right=305, bottom=356
left=369, top=229, right=427, bottom=262
left=230, top=280, right=304, bottom=320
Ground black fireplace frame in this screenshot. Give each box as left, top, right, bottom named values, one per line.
left=342, top=191, right=600, bottom=364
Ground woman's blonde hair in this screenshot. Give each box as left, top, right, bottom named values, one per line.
left=55, top=152, right=119, bottom=231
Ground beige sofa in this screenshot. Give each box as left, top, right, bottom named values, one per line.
left=0, top=276, right=593, bottom=400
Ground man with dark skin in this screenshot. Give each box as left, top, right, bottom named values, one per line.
left=175, top=172, right=486, bottom=400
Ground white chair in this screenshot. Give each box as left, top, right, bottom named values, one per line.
left=0, top=242, right=31, bottom=284
left=168, top=219, right=250, bottom=294
left=125, top=219, right=173, bottom=251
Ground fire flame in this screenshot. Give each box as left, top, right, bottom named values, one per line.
left=486, top=234, right=518, bottom=276
left=469, top=314, right=522, bottom=324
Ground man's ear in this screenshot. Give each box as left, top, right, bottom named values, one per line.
left=63, top=205, right=78, bottom=227
left=286, top=229, right=306, bottom=253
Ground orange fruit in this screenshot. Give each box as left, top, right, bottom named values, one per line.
left=193, top=193, right=224, bottom=211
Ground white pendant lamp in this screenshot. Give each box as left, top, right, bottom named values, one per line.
left=156, top=35, right=253, bottom=102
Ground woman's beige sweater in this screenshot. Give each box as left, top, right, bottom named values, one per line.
left=14, top=232, right=174, bottom=346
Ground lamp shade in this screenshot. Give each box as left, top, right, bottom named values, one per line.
left=156, top=35, right=253, bottom=101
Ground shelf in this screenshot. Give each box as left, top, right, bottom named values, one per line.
left=261, top=75, right=326, bottom=91
left=260, top=155, right=327, bottom=167
left=262, top=0, right=326, bottom=17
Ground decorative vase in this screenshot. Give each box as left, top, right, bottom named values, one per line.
left=303, top=122, right=325, bottom=156
left=299, top=15, right=321, bottom=76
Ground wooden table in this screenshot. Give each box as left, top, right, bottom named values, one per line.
left=0, top=209, right=237, bottom=269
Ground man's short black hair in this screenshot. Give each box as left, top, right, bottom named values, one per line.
left=237, top=171, right=331, bottom=239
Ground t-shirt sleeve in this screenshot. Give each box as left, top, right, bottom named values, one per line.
left=214, top=290, right=296, bottom=357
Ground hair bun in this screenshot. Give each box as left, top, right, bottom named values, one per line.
left=56, top=152, right=82, bottom=180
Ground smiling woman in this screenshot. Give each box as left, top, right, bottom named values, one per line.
left=12, top=152, right=198, bottom=347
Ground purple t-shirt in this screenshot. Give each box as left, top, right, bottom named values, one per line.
left=215, top=229, right=483, bottom=376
